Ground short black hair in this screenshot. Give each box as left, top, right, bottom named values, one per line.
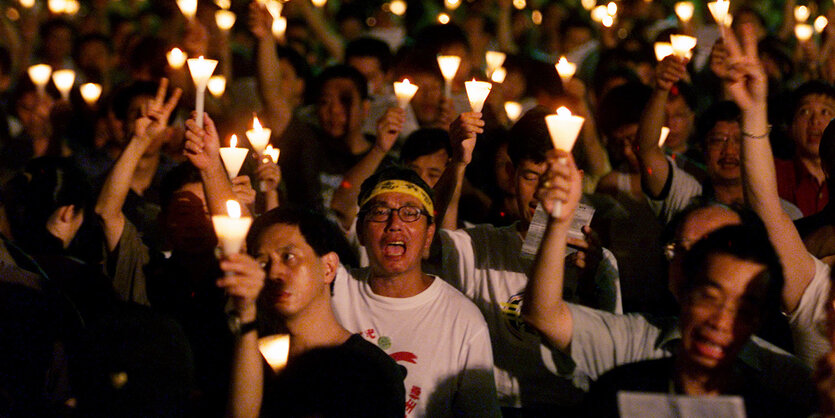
left=277, top=45, right=311, bottom=86
left=159, top=163, right=203, bottom=214
left=311, top=64, right=368, bottom=101
left=392, top=49, right=444, bottom=83
left=345, top=37, right=393, bottom=73
left=126, top=36, right=168, bottom=81
left=357, top=166, right=435, bottom=224
left=246, top=207, right=358, bottom=268
left=696, top=100, right=741, bottom=150
left=506, top=105, right=554, bottom=167
left=681, top=222, right=783, bottom=326
left=790, top=80, right=835, bottom=123
left=820, top=119, right=835, bottom=176
left=400, top=129, right=451, bottom=164
left=110, top=80, right=160, bottom=122
left=413, top=23, right=470, bottom=55
left=597, top=81, right=652, bottom=137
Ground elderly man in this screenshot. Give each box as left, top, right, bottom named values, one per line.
left=331, top=167, right=500, bottom=417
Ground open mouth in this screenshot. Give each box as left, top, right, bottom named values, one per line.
left=383, top=241, right=406, bottom=257
left=692, top=335, right=726, bottom=361
left=718, top=158, right=739, bottom=169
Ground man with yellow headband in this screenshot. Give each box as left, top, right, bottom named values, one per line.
left=330, top=166, right=500, bottom=417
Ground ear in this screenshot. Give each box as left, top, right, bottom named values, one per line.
left=321, top=251, right=340, bottom=284
left=57, top=205, right=76, bottom=223
left=422, top=222, right=436, bottom=257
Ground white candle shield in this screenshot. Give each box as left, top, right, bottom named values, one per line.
left=658, top=126, right=671, bottom=148
left=490, top=67, right=507, bottom=83
left=544, top=107, right=585, bottom=217
left=675, top=1, right=694, bottom=23
left=708, top=0, right=730, bottom=35
left=555, top=56, right=576, bottom=85
left=215, top=9, right=236, bottom=31
left=220, top=135, right=248, bottom=178
left=246, top=116, right=271, bottom=155
left=795, top=23, right=814, bottom=42
left=80, top=83, right=102, bottom=106
left=187, top=57, right=218, bottom=128
left=436, top=55, right=461, bottom=98
left=52, top=69, right=75, bottom=100
left=485, top=50, right=506, bottom=76
left=28, top=64, right=52, bottom=95
left=654, top=42, right=674, bottom=61
left=212, top=200, right=252, bottom=256
left=669, top=34, right=697, bottom=59
left=259, top=334, right=290, bottom=372
left=177, top=0, right=197, bottom=19
left=465, top=80, right=492, bottom=113
left=167, top=48, right=188, bottom=69
left=393, top=79, right=419, bottom=109
left=505, top=101, right=523, bottom=123
left=208, top=75, right=227, bottom=97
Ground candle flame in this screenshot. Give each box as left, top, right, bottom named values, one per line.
left=253, top=116, right=262, bottom=131
left=230, top=134, right=238, bottom=148
left=265, top=145, right=280, bottom=163
left=226, top=200, right=241, bottom=219
left=556, top=106, right=572, bottom=117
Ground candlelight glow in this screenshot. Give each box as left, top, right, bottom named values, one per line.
left=230, top=134, right=238, bottom=148
left=208, top=75, right=226, bottom=97
left=445, top=0, right=460, bottom=10
left=532, top=10, right=543, bottom=25
left=28, top=64, right=52, bottom=88
left=601, top=15, right=614, bottom=28
left=216, top=0, right=230, bottom=9
left=272, top=16, right=287, bottom=39
left=312, top=0, right=327, bottom=7
left=264, top=145, right=280, bottom=163
left=544, top=107, right=585, bottom=217
left=259, top=334, right=290, bottom=372
left=795, top=5, right=810, bottom=22
left=80, top=83, right=102, bottom=105
left=437, top=12, right=450, bottom=24
left=48, top=0, right=66, bottom=14
left=177, top=0, right=197, bottom=19
left=607, top=1, right=617, bottom=16
left=227, top=200, right=241, bottom=219
left=707, top=0, right=730, bottom=26
left=491, top=67, right=507, bottom=83
left=437, top=55, right=461, bottom=81
left=389, top=0, right=406, bottom=15
left=167, top=48, right=188, bottom=69
left=465, top=79, right=492, bottom=113
left=393, top=79, right=419, bottom=109
left=52, top=69, right=75, bottom=99
left=20, top=0, right=35, bottom=8
left=675, top=2, right=694, bottom=23
left=654, top=42, right=674, bottom=61
left=505, top=101, right=523, bottom=122
left=581, top=0, right=596, bottom=11
left=669, top=34, right=697, bottom=58
left=556, top=56, right=576, bottom=83
left=247, top=115, right=272, bottom=155
left=659, top=127, right=670, bottom=147
left=63, top=0, right=79, bottom=14
left=591, top=5, right=608, bottom=22
left=187, top=56, right=218, bottom=85
left=512, top=0, right=525, bottom=10
left=220, top=135, right=248, bottom=178
left=266, top=0, right=283, bottom=19
left=796, top=23, right=814, bottom=41
left=815, top=16, right=828, bottom=33
left=485, top=51, right=506, bottom=75
left=212, top=199, right=252, bottom=255
left=215, top=10, right=236, bottom=30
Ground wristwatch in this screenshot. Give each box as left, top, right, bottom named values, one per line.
left=227, top=312, right=258, bottom=336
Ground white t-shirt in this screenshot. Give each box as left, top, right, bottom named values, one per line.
left=331, top=266, right=500, bottom=418
left=789, top=256, right=832, bottom=367
left=437, top=225, right=621, bottom=407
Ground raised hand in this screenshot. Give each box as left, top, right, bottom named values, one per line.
left=375, top=107, right=405, bottom=154
left=256, top=159, right=282, bottom=192
left=438, top=97, right=457, bottom=131
left=535, top=150, right=583, bottom=222
left=248, top=0, right=273, bottom=40
left=232, top=175, right=257, bottom=206
left=449, top=112, right=484, bottom=164
left=134, top=78, right=182, bottom=142
left=719, top=23, right=768, bottom=112
left=217, top=253, right=265, bottom=319
left=655, top=55, right=688, bottom=91
left=184, top=112, right=222, bottom=171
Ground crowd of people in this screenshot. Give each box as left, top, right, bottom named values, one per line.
left=4, top=0, right=835, bottom=416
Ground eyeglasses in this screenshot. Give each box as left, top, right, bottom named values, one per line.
left=363, top=205, right=426, bottom=223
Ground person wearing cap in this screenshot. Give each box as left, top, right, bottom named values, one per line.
left=330, top=166, right=500, bottom=418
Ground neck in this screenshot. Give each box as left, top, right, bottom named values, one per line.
left=368, top=269, right=433, bottom=298
left=131, top=153, right=160, bottom=196
left=711, top=180, right=743, bottom=206
left=674, top=355, right=732, bottom=396
left=344, top=131, right=370, bottom=155
left=799, top=155, right=826, bottom=184
left=286, top=299, right=351, bottom=357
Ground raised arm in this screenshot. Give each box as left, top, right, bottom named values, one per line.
left=330, top=107, right=401, bottom=229
left=217, top=253, right=265, bottom=418
left=95, top=79, right=181, bottom=250
left=294, top=0, right=345, bottom=62
left=521, top=150, right=583, bottom=352
left=434, top=112, right=482, bottom=230
left=249, top=1, right=293, bottom=138
left=724, top=24, right=816, bottom=313
left=636, top=55, right=688, bottom=197
left=184, top=113, right=250, bottom=217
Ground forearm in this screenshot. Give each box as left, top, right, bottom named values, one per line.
left=297, top=1, right=345, bottom=61
left=496, top=6, right=517, bottom=54
left=636, top=89, right=672, bottom=195
left=96, top=136, right=148, bottom=249
left=226, top=307, right=263, bottom=418
left=434, top=162, right=467, bottom=230
left=577, top=116, right=610, bottom=183
left=201, top=160, right=250, bottom=217
left=264, top=190, right=280, bottom=211
left=330, top=147, right=386, bottom=229
left=256, top=38, right=293, bottom=137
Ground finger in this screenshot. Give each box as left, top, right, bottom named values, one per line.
left=723, top=27, right=744, bottom=60
left=739, top=22, right=758, bottom=59
left=164, top=87, right=183, bottom=114
left=155, top=78, right=168, bottom=108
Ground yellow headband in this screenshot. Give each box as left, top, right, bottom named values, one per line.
left=360, top=180, right=435, bottom=216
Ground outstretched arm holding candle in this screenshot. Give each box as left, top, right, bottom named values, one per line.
left=723, top=24, right=816, bottom=314
left=249, top=1, right=294, bottom=139
left=184, top=112, right=251, bottom=218
left=521, top=150, right=583, bottom=352
left=329, top=107, right=402, bottom=230
left=636, top=55, right=688, bottom=197
left=96, top=79, right=182, bottom=250
left=434, top=112, right=483, bottom=230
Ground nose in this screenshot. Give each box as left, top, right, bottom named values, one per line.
left=384, top=210, right=405, bottom=231
left=267, top=255, right=289, bottom=282
left=707, top=301, right=737, bottom=332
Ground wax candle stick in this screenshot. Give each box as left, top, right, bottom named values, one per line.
left=393, top=79, right=419, bottom=109
left=544, top=107, right=585, bottom=217
left=246, top=115, right=271, bottom=155
left=708, top=0, right=730, bottom=38
left=187, top=56, right=218, bottom=128
left=464, top=79, right=492, bottom=113
left=212, top=200, right=252, bottom=256
left=220, top=135, right=248, bottom=178
left=437, top=55, right=461, bottom=98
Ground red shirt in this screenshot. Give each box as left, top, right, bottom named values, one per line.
left=775, top=157, right=828, bottom=216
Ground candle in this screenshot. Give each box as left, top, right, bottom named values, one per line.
left=491, top=67, right=507, bottom=83
left=444, top=0, right=460, bottom=10
left=52, top=69, right=75, bottom=101
left=208, top=75, right=226, bottom=97
left=795, top=23, right=814, bottom=42
left=544, top=107, right=585, bottom=217
left=167, top=48, right=188, bottom=69
left=485, top=50, right=506, bottom=77
left=464, top=79, right=492, bottom=113
left=177, top=0, right=197, bottom=20
left=312, top=0, right=327, bottom=7
left=708, top=0, right=730, bottom=37
left=581, top=0, right=595, bottom=10
left=505, top=101, right=523, bottom=123
left=48, top=0, right=66, bottom=14
left=264, top=144, right=280, bottom=164
left=393, top=78, right=419, bottom=109
left=389, top=0, right=406, bottom=15
left=20, top=0, right=35, bottom=8
left=815, top=16, right=828, bottom=33
left=674, top=2, right=694, bottom=23
left=658, top=127, right=670, bottom=148
left=212, top=200, right=252, bottom=256
left=607, top=1, right=617, bottom=16
left=437, top=12, right=450, bottom=24
left=795, top=5, right=810, bottom=23
left=246, top=115, right=271, bottom=155
left=591, top=5, right=608, bottom=22
left=669, top=34, right=697, bottom=59
left=187, top=56, right=218, bottom=128
left=28, top=64, right=52, bottom=96
left=266, top=0, right=283, bottom=20
left=512, top=0, right=525, bottom=10
left=215, top=10, right=236, bottom=31
left=216, top=0, right=230, bottom=9
left=220, top=135, right=248, bottom=178
left=654, top=42, right=674, bottom=61
left=436, top=55, right=461, bottom=98
left=64, top=0, right=79, bottom=14
left=555, top=56, right=576, bottom=85
left=601, top=15, right=614, bottom=28
left=272, top=16, right=287, bottom=39
left=80, top=83, right=102, bottom=106
left=258, top=334, right=290, bottom=372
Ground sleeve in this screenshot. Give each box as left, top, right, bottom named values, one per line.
left=645, top=158, right=703, bottom=225
left=106, top=219, right=150, bottom=306
left=788, top=257, right=832, bottom=367
left=594, top=248, right=622, bottom=314
left=453, top=324, right=501, bottom=417
left=438, top=229, right=475, bottom=293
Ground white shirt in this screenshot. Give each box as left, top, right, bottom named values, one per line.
left=331, top=266, right=500, bottom=418
left=789, top=256, right=832, bottom=367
